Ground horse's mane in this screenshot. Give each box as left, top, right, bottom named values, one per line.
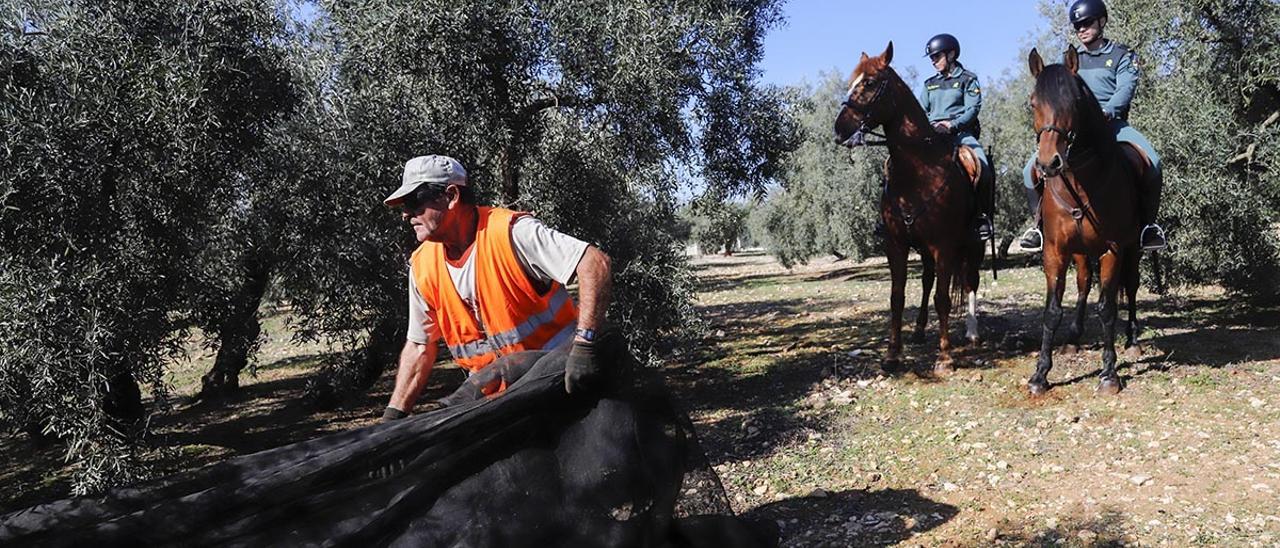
left=1034, top=64, right=1116, bottom=150
left=855, top=61, right=937, bottom=138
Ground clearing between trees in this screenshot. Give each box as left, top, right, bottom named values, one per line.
left=3, top=250, right=1278, bottom=547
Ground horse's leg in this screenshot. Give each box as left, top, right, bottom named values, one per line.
left=1122, top=246, right=1142, bottom=360
left=1096, top=251, right=1124, bottom=395
left=1028, top=251, right=1067, bottom=396
left=885, top=243, right=909, bottom=369
left=1063, top=254, right=1091, bottom=354
left=964, top=245, right=981, bottom=345
left=932, top=252, right=955, bottom=376
left=913, top=253, right=935, bottom=345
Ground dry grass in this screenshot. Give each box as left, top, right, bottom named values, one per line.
left=667, top=250, right=1280, bottom=546
left=3, top=249, right=1279, bottom=548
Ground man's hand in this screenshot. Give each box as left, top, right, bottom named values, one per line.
left=564, top=340, right=601, bottom=394
left=932, top=121, right=952, bottom=134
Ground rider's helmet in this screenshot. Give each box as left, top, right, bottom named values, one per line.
left=1068, top=0, right=1108, bottom=25
left=924, top=34, right=961, bottom=60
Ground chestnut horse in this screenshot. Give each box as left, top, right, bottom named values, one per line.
left=1026, top=48, right=1144, bottom=396
left=833, top=42, right=985, bottom=375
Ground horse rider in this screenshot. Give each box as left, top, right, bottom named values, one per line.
left=380, top=154, right=613, bottom=421
left=1018, top=0, right=1167, bottom=252
left=917, top=33, right=994, bottom=240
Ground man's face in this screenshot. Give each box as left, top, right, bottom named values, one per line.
left=1074, top=17, right=1103, bottom=44
left=400, top=186, right=452, bottom=243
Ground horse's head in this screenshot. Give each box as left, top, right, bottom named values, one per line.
left=1027, top=47, right=1089, bottom=178
left=834, top=42, right=899, bottom=147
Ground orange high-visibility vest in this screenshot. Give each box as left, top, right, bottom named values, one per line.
left=411, top=207, right=578, bottom=374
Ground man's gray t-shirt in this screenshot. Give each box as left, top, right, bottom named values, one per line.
left=406, top=216, right=589, bottom=345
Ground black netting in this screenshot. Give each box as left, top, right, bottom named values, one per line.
left=1, top=345, right=766, bottom=547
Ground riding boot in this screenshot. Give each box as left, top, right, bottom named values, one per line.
left=973, top=167, right=995, bottom=241
left=1138, top=166, right=1167, bottom=250
left=1018, top=184, right=1043, bottom=251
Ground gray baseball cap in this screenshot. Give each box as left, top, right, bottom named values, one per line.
left=383, top=154, right=468, bottom=207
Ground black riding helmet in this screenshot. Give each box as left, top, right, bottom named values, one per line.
left=924, top=33, right=960, bottom=59
left=1069, top=0, right=1108, bottom=25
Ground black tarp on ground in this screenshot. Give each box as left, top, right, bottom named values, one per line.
left=0, top=344, right=772, bottom=547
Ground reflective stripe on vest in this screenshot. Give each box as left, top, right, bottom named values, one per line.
left=447, top=287, right=571, bottom=360
left=411, top=207, right=580, bottom=373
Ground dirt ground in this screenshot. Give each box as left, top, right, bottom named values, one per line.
left=3, top=250, right=1278, bottom=547
left=669, top=251, right=1280, bottom=547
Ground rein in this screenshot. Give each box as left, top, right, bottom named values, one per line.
left=841, top=78, right=947, bottom=149
left=840, top=72, right=964, bottom=229
left=1035, top=123, right=1106, bottom=235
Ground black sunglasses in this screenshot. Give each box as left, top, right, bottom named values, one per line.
left=1073, top=17, right=1097, bottom=31
left=400, top=184, right=446, bottom=213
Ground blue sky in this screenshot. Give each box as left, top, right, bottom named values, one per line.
left=758, top=0, right=1050, bottom=90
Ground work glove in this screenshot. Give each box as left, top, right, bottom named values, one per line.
left=564, top=340, right=602, bottom=394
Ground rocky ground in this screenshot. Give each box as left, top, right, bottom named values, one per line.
left=666, top=251, right=1280, bottom=547
left=4, top=249, right=1277, bottom=547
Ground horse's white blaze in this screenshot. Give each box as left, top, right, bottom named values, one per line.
left=848, top=72, right=864, bottom=96
left=966, top=290, right=979, bottom=340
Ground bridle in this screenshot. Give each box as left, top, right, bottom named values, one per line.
left=1035, top=125, right=1077, bottom=163
left=1034, top=123, right=1100, bottom=233
left=839, top=77, right=892, bottom=147
left=838, top=74, right=960, bottom=229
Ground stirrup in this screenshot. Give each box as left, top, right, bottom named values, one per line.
left=975, top=215, right=994, bottom=241
left=1019, top=227, right=1043, bottom=252
left=1140, top=224, right=1167, bottom=251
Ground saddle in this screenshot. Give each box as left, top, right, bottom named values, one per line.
left=956, top=146, right=983, bottom=189
left=1119, top=142, right=1152, bottom=179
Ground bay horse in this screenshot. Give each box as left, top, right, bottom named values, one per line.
left=1026, top=47, right=1144, bottom=396
left=833, top=42, right=986, bottom=375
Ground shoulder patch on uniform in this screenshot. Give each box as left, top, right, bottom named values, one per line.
left=926, top=84, right=941, bottom=90
left=953, top=81, right=961, bottom=88
left=1105, top=58, right=1113, bottom=67
left=969, top=86, right=981, bottom=95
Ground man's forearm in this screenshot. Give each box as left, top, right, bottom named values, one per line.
left=388, top=339, right=438, bottom=412
left=574, top=246, right=612, bottom=332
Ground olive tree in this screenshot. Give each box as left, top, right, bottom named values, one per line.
left=0, top=0, right=298, bottom=493
left=277, top=0, right=794, bottom=401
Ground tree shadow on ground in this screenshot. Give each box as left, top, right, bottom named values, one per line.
left=155, top=364, right=467, bottom=455
left=992, top=504, right=1131, bottom=547
left=741, top=488, right=959, bottom=547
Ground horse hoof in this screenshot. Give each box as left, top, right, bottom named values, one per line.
left=1097, top=377, right=1123, bottom=395
left=1062, top=344, right=1080, bottom=355
left=933, top=362, right=954, bottom=377
left=1123, top=345, right=1143, bottom=361
left=967, top=334, right=981, bottom=347
left=882, top=358, right=903, bottom=373
left=1027, top=381, right=1050, bottom=397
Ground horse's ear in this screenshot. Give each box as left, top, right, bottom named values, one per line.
left=1063, top=47, right=1079, bottom=75
left=882, top=41, right=894, bottom=65
left=1028, top=48, right=1044, bottom=78
left=860, top=51, right=869, bottom=64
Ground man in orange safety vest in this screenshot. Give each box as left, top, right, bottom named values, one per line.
left=380, top=154, right=613, bottom=420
